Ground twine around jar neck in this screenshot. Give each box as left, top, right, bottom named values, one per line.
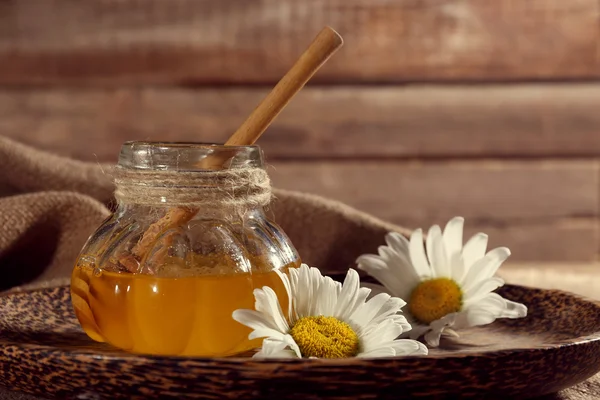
left=112, top=166, right=272, bottom=208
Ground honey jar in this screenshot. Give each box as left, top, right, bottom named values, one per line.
left=70, top=142, right=300, bottom=357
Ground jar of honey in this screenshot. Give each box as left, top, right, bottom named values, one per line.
left=70, top=142, right=300, bottom=357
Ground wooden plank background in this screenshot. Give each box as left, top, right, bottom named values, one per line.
left=2, top=85, right=600, bottom=160
left=0, top=0, right=599, bottom=84
left=1, top=0, right=599, bottom=262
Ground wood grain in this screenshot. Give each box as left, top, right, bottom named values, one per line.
left=268, top=160, right=599, bottom=224
left=269, top=160, right=600, bottom=261
left=0, top=0, right=598, bottom=85
left=3, top=84, right=600, bottom=161
left=468, top=222, right=598, bottom=262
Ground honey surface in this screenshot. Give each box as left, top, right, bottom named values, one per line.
left=71, top=261, right=294, bottom=357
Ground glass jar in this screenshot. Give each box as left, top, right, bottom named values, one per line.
left=70, top=142, right=300, bottom=357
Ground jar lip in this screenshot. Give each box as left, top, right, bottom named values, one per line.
left=122, top=141, right=261, bottom=150
left=118, top=141, right=264, bottom=171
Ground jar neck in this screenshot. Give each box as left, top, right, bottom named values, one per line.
left=113, top=166, right=272, bottom=208
left=113, top=142, right=271, bottom=209
left=118, top=203, right=268, bottom=219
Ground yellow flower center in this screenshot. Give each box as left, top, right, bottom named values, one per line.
left=289, top=316, right=359, bottom=358
left=409, top=278, right=463, bottom=324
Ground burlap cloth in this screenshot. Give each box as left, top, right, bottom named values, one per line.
left=0, top=136, right=597, bottom=400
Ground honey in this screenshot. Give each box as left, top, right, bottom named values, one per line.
left=71, top=260, right=296, bottom=357
left=70, top=142, right=301, bottom=357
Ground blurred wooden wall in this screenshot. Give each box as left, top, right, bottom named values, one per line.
left=1, top=0, right=599, bottom=262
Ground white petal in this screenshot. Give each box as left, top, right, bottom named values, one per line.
left=378, top=244, right=413, bottom=277
left=426, top=225, right=449, bottom=278
left=365, top=297, right=407, bottom=327
left=357, top=257, right=416, bottom=301
left=334, top=268, right=361, bottom=320
left=379, top=295, right=407, bottom=316
left=287, top=267, right=300, bottom=322
left=444, top=328, right=460, bottom=338
left=360, top=320, right=404, bottom=351
left=462, top=232, right=488, bottom=270
left=282, top=334, right=302, bottom=357
left=501, top=299, right=528, bottom=319
left=287, top=266, right=302, bottom=320
left=253, top=337, right=299, bottom=359
left=443, top=217, right=464, bottom=260
left=253, top=287, right=289, bottom=333
left=247, top=329, right=285, bottom=341
left=292, top=264, right=315, bottom=317
left=385, top=232, right=411, bottom=256
left=356, top=347, right=396, bottom=358
left=409, top=229, right=431, bottom=277
left=352, top=287, right=374, bottom=315
left=449, top=252, right=467, bottom=284
left=349, top=292, right=391, bottom=327
left=444, top=310, right=472, bottom=330
left=388, top=339, right=429, bottom=356
left=365, top=313, right=412, bottom=336
left=275, top=268, right=293, bottom=319
left=356, top=254, right=388, bottom=270
left=456, top=301, right=515, bottom=328
left=231, top=309, right=286, bottom=340
left=361, top=324, right=400, bottom=352
left=423, top=314, right=459, bottom=347
left=379, top=247, right=421, bottom=289
left=451, top=294, right=526, bottom=330
left=315, top=275, right=339, bottom=317
left=378, top=246, right=405, bottom=267
left=463, top=277, right=505, bottom=303
left=430, top=313, right=458, bottom=331
left=254, top=349, right=297, bottom=358
left=460, top=247, right=511, bottom=290
left=307, top=267, right=322, bottom=316
left=463, top=309, right=497, bottom=326
left=464, top=290, right=504, bottom=310
left=466, top=293, right=527, bottom=322
left=460, top=255, right=489, bottom=291
left=393, top=315, right=413, bottom=334
left=423, top=329, right=443, bottom=347
left=359, top=338, right=428, bottom=358
left=253, top=338, right=288, bottom=356
left=482, top=247, right=511, bottom=277
left=357, top=248, right=420, bottom=300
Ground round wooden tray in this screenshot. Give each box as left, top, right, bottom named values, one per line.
left=1, top=284, right=600, bottom=400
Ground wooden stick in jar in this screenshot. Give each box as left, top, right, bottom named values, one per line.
left=120, top=27, right=344, bottom=270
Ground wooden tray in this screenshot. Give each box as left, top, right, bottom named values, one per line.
left=1, top=284, right=600, bottom=400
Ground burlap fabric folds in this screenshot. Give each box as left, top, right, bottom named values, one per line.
left=0, top=136, right=596, bottom=400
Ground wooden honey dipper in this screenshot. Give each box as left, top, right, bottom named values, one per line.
left=118, top=27, right=344, bottom=271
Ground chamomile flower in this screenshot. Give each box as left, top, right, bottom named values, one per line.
left=232, top=264, right=428, bottom=359
left=357, top=217, right=527, bottom=347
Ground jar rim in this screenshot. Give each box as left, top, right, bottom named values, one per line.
left=118, top=141, right=264, bottom=171
left=122, top=141, right=261, bottom=150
